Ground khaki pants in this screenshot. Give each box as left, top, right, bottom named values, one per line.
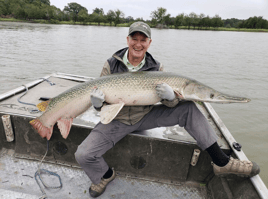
left=75, top=101, right=218, bottom=184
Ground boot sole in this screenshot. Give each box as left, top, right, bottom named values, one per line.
left=216, top=173, right=249, bottom=178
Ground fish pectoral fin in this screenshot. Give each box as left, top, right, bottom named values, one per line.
left=174, top=90, right=184, bottom=100
left=100, top=102, right=125, bottom=124
left=57, top=118, right=73, bottom=139
left=36, top=100, right=51, bottom=112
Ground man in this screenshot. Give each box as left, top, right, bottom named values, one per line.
left=75, top=22, right=260, bottom=198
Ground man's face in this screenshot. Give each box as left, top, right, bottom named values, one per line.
left=127, top=32, right=152, bottom=60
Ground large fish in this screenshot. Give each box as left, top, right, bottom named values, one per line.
left=30, top=71, right=250, bottom=140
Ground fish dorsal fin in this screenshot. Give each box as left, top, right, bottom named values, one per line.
left=100, top=102, right=125, bottom=124
left=37, top=100, right=50, bottom=112
left=57, top=118, right=73, bottom=139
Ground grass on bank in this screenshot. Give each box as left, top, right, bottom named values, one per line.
left=1, top=17, right=268, bottom=33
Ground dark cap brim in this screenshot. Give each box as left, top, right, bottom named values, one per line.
left=129, top=30, right=150, bottom=38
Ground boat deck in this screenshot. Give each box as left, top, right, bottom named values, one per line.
left=0, top=148, right=209, bottom=199
left=0, top=73, right=266, bottom=199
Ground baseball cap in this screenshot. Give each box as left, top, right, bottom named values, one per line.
left=128, top=21, right=151, bottom=38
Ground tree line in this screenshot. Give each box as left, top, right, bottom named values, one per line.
left=0, top=0, right=126, bottom=25
left=1, top=0, right=268, bottom=29
left=150, top=7, right=268, bottom=29
left=150, top=7, right=224, bottom=29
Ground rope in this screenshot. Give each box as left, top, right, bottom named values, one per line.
left=17, top=77, right=61, bottom=198
left=35, top=140, right=63, bottom=199
left=17, top=78, right=55, bottom=114
left=17, top=85, right=40, bottom=114
left=40, top=78, right=56, bottom=86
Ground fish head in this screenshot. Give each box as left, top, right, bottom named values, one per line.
left=182, top=80, right=251, bottom=103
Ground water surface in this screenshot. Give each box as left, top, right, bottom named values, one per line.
left=0, top=21, right=268, bottom=186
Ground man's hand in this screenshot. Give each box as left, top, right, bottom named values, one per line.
left=90, top=88, right=105, bottom=108
left=156, top=83, right=176, bottom=101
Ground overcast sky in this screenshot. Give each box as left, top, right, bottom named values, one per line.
left=50, top=0, right=268, bottom=20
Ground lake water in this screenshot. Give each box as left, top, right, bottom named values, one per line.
left=0, top=21, right=268, bottom=186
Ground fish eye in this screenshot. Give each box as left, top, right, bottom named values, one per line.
left=210, top=93, right=214, bottom=99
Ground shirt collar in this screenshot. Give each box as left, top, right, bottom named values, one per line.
left=123, top=49, right=146, bottom=72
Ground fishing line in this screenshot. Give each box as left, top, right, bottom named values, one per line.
left=35, top=140, right=63, bottom=199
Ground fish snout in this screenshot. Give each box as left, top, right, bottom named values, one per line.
left=216, top=94, right=251, bottom=103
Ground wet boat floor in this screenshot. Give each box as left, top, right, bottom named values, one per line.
left=0, top=149, right=209, bottom=199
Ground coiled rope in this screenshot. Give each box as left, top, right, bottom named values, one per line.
left=35, top=140, right=63, bottom=199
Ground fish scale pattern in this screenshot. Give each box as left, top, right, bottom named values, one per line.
left=43, top=71, right=249, bottom=112
left=93, top=71, right=188, bottom=105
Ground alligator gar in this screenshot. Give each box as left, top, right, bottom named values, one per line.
left=30, top=71, right=250, bottom=140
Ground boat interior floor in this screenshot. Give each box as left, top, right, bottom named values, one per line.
left=0, top=148, right=209, bottom=199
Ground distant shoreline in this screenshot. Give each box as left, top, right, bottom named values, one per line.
left=1, top=17, right=268, bottom=33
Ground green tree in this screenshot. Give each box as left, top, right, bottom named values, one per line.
left=125, top=16, right=134, bottom=23
left=183, top=14, right=191, bottom=29
left=41, top=0, right=50, bottom=6
left=203, top=16, right=212, bottom=28
left=23, top=0, right=50, bottom=7
left=174, top=13, right=184, bottom=28
left=198, top=13, right=206, bottom=29
left=90, top=12, right=105, bottom=25
left=114, top=9, right=124, bottom=26
left=163, top=13, right=171, bottom=27
left=57, top=9, right=69, bottom=21
left=262, top=19, right=268, bottom=29
left=78, top=9, right=89, bottom=24
left=223, top=18, right=242, bottom=28
left=44, top=5, right=59, bottom=20
left=53, top=6, right=63, bottom=21
left=106, top=10, right=115, bottom=26
left=1, top=0, right=24, bottom=16
left=150, top=18, right=157, bottom=26
left=63, top=2, right=87, bottom=22
left=211, top=14, right=223, bottom=28
left=189, top=12, right=199, bottom=29
left=91, top=7, right=105, bottom=25
left=0, top=0, right=8, bottom=15
left=245, top=16, right=257, bottom=28
left=24, top=4, right=40, bottom=19
left=13, top=4, right=27, bottom=18
left=150, top=7, right=167, bottom=24
left=135, top=17, right=144, bottom=21
left=243, top=16, right=268, bottom=29
left=92, top=7, right=104, bottom=15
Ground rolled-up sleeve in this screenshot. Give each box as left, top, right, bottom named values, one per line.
left=161, top=98, right=180, bottom=107
left=100, top=61, right=111, bottom=77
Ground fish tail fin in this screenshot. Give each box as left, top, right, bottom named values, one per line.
left=30, top=118, right=53, bottom=140
left=57, top=118, right=73, bottom=139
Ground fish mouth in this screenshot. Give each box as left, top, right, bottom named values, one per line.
left=213, top=94, right=251, bottom=103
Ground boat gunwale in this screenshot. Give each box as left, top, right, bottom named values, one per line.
left=204, top=102, right=268, bottom=198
